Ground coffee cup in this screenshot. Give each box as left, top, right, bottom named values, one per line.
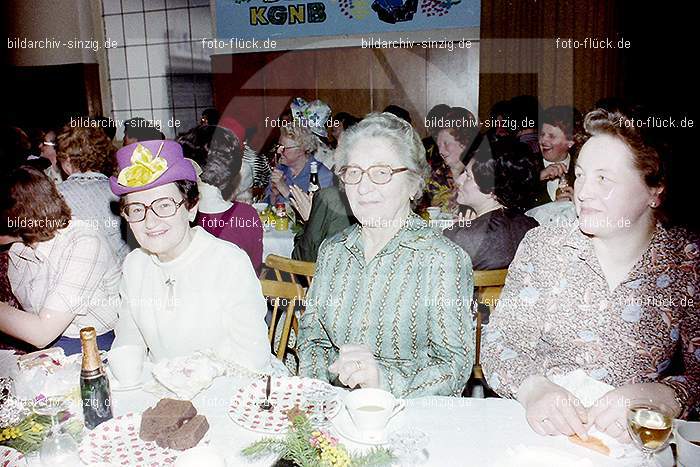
left=107, top=345, right=145, bottom=386
left=344, top=388, right=405, bottom=434
left=674, top=420, right=700, bottom=467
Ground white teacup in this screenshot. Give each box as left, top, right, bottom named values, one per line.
left=107, top=345, right=145, bottom=386
left=344, top=388, right=405, bottom=434
left=675, top=420, right=700, bottom=467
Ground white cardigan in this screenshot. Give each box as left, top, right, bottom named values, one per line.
left=114, top=226, right=271, bottom=372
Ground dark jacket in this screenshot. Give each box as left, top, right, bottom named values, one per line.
left=443, top=208, right=539, bottom=270
left=292, top=187, right=356, bottom=262
left=530, top=155, right=577, bottom=209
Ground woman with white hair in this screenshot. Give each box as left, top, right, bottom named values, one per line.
left=297, top=112, right=474, bottom=398
left=266, top=124, right=333, bottom=204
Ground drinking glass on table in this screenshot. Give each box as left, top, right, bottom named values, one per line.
left=626, top=399, right=675, bottom=465
left=34, top=396, right=80, bottom=467
left=302, top=384, right=337, bottom=427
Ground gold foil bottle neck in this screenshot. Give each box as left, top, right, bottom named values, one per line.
left=80, top=326, right=102, bottom=374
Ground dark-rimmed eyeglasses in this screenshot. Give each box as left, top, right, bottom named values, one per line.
left=274, top=143, right=301, bottom=153
left=339, top=165, right=411, bottom=185
left=121, top=197, right=186, bottom=223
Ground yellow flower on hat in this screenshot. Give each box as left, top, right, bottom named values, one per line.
left=117, top=143, right=168, bottom=188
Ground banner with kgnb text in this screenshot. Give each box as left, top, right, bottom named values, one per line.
left=215, top=0, right=480, bottom=41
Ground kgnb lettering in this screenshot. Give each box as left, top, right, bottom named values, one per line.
left=250, top=2, right=326, bottom=25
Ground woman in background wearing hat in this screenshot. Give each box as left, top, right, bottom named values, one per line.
left=110, top=140, right=272, bottom=372
left=266, top=123, right=334, bottom=205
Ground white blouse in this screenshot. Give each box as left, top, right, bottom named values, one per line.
left=113, top=226, right=272, bottom=372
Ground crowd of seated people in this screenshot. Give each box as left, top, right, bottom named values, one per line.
left=1, top=94, right=697, bottom=435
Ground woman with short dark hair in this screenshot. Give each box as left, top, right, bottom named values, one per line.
left=178, top=123, right=263, bottom=273
left=0, top=166, right=120, bottom=353
left=444, top=138, right=539, bottom=270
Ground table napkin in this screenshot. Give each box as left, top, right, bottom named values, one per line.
left=150, top=351, right=227, bottom=400
left=549, top=369, right=638, bottom=458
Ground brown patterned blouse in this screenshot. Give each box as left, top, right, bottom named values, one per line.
left=481, top=222, right=700, bottom=416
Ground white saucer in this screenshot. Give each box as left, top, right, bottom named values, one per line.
left=106, top=362, right=152, bottom=392
left=330, top=406, right=402, bottom=445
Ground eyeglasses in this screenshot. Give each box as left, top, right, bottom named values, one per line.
left=274, top=143, right=301, bottom=153
left=121, top=197, right=186, bottom=223
left=338, top=165, right=411, bottom=185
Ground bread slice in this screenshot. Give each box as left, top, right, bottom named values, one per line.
left=139, top=399, right=197, bottom=442
left=569, top=434, right=611, bottom=456
left=164, top=415, right=209, bottom=450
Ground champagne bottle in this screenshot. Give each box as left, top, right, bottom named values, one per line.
left=308, top=161, right=320, bottom=194
left=79, top=327, right=113, bottom=429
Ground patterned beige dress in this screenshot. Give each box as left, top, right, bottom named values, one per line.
left=481, top=221, right=699, bottom=416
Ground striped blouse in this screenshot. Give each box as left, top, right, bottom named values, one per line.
left=297, top=214, right=475, bottom=398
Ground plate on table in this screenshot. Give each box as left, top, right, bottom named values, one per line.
left=79, top=412, right=182, bottom=466
left=228, top=376, right=341, bottom=434
left=106, top=362, right=153, bottom=392
left=0, top=446, right=26, bottom=467
left=330, top=405, right=403, bottom=445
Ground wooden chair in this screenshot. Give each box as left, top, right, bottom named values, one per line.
left=471, top=269, right=508, bottom=381
left=261, top=254, right=316, bottom=288
left=260, top=279, right=306, bottom=372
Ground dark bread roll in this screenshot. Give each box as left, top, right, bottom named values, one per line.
left=139, top=398, right=197, bottom=442
left=165, top=415, right=209, bottom=450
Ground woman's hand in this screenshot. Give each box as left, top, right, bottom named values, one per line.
left=588, top=383, right=681, bottom=444
left=540, top=163, right=567, bottom=181
left=289, top=185, right=313, bottom=222
left=328, top=344, right=381, bottom=389
left=518, top=376, right=589, bottom=439
left=270, top=168, right=291, bottom=199
left=587, top=387, right=632, bottom=443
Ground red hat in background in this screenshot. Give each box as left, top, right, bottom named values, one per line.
left=218, top=116, right=246, bottom=143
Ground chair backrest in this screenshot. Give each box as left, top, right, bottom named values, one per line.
left=262, top=254, right=316, bottom=287
left=471, top=268, right=508, bottom=379
left=473, top=269, right=508, bottom=311
left=260, top=279, right=305, bottom=367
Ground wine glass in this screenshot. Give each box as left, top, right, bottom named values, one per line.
left=626, top=399, right=675, bottom=466
left=33, top=396, right=80, bottom=467
left=387, top=428, right=429, bottom=466
left=302, top=385, right=337, bottom=427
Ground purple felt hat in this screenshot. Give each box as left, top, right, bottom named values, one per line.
left=109, top=140, right=196, bottom=196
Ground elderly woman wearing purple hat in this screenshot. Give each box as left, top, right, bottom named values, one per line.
left=110, top=140, right=272, bottom=372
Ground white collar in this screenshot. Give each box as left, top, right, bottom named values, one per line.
left=543, top=153, right=571, bottom=169
left=197, top=182, right=233, bottom=213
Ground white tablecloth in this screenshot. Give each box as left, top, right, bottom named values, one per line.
left=82, top=378, right=665, bottom=466
left=262, top=228, right=295, bottom=260
left=0, top=349, right=667, bottom=467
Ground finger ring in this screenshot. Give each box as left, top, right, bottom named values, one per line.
left=353, top=360, right=362, bottom=371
